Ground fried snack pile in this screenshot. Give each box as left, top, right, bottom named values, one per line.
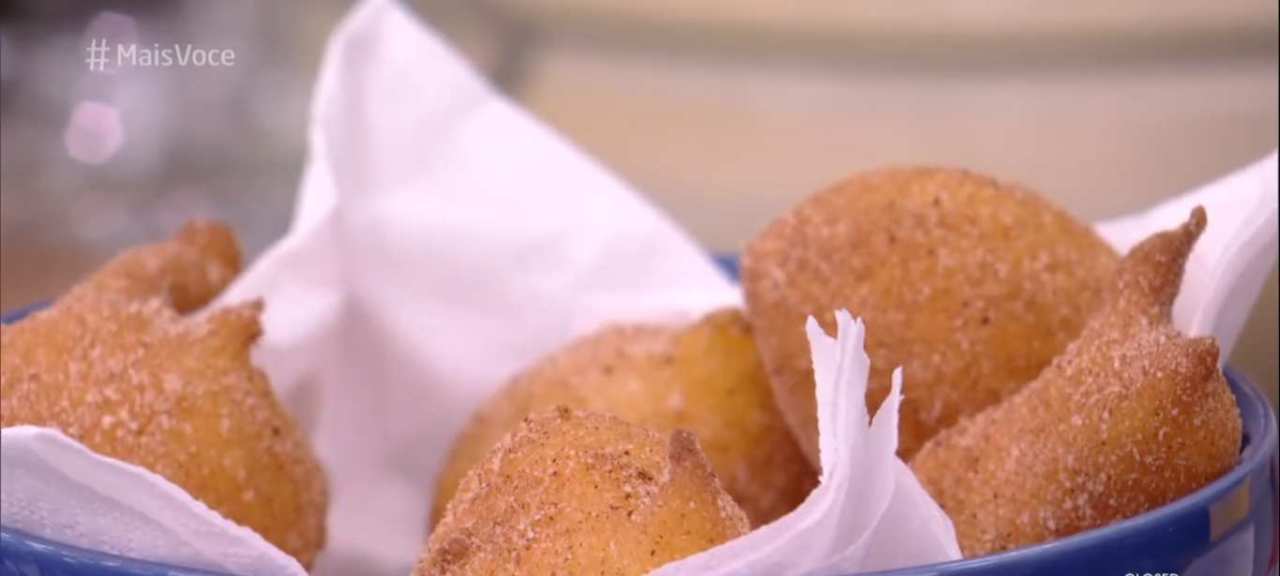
left=743, top=167, right=1118, bottom=462
left=911, top=208, right=1242, bottom=556
left=418, top=407, right=749, bottom=576
left=0, top=222, right=328, bottom=567
left=434, top=309, right=815, bottom=527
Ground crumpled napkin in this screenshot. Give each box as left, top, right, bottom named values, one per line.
left=0, top=426, right=303, bottom=575
left=654, top=311, right=961, bottom=575
left=1, top=0, right=1275, bottom=574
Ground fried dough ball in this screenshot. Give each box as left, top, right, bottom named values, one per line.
left=911, top=208, right=1242, bottom=557
left=418, top=407, right=749, bottom=575
left=432, top=309, right=814, bottom=527
left=0, top=222, right=328, bottom=567
left=743, top=167, right=1118, bottom=462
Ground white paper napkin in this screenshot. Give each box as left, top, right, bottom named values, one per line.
left=653, top=311, right=961, bottom=575
left=0, top=426, right=303, bottom=575
left=1, top=0, right=1275, bottom=574
left=209, top=0, right=739, bottom=572
left=1095, top=152, right=1279, bottom=354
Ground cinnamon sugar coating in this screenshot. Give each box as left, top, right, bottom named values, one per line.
left=743, top=167, right=1118, bottom=462
left=912, top=208, right=1241, bottom=556
left=433, top=309, right=815, bottom=528
left=419, top=407, right=749, bottom=575
left=0, top=222, right=328, bottom=567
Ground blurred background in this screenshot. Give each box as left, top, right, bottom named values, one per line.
left=0, top=0, right=1276, bottom=403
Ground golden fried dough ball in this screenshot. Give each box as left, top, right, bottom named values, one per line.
left=912, top=208, right=1241, bottom=557
left=64, top=219, right=242, bottom=314
left=433, top=309, right=814, bottom=527
left=742, top=167, right=1118, bottom=462
left=0, top=222, right=328, bottom=567
left=418, top=407, right=749, bottom=575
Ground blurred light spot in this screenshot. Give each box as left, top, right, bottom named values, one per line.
left=64, top=100, right=125, bottom=165
left=85, top=11, right=138, bottom=47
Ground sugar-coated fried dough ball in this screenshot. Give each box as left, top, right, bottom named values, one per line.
left=0, top=222, right=328, bottom=567
left=64, top=220, right=242, bottom=314
left=432, top=309, right=814, bottom=527
left=911, top=208, right=1242, bottom=557
left=743, top=167, right=1118, bottom=462
left=419, top=407, right=749, bottom=576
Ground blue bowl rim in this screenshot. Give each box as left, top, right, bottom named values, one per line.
left=1, top=302, right=1276, bottom=575
left=0, top=527, right=232, bottom=576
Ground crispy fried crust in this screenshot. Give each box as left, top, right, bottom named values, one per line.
left=911, top=208, right=1242, bottom=556
left=432, top=309, right=815, bottom=528
left=62, top=220, right=242, bottom=314
left=742, top=167, right=1118, bottom=462
left=0, top=222, right=327, bottom=567
left=418, top=407, right=750, bottom=575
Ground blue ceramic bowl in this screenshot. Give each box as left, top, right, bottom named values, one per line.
left=2, top=295, right=1276, bottom=576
